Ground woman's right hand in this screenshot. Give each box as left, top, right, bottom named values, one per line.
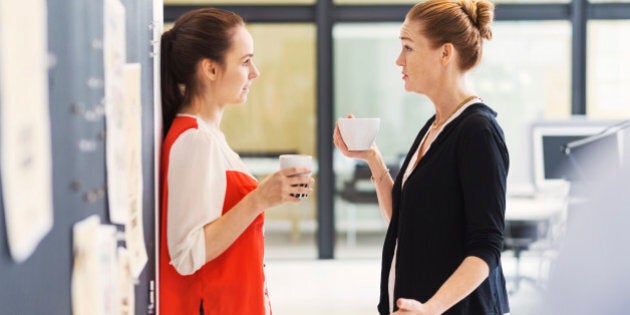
left=333, top=114, right=378, bottom=162
left=251, top=167, right=314, bottom=210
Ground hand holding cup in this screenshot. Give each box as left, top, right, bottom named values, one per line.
left=333, top=115, right=381, bottom=161
left=279, top=154, right=313, bottom=200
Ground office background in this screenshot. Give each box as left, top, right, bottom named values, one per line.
left=0, top=0, right=629, bottom=313
left=164, top=0, right=630, bottom=260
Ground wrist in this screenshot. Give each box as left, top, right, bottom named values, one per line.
left=423, top=299, right=446, bottom=315
left=244, top=191, right=265, bottom=215
left=366, top=153, right=388, bottom=184
left=365, top=147, right=383, bottom=170
left=370, top=167, right=389, bottom=184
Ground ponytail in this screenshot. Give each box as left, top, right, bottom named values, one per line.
left=160, top=29, right=184, bottom=138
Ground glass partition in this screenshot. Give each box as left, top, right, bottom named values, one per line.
left=333, top=23, right=426, bottom=258
left=332, top=21, right=571, bottom=257
left=223, top=24, right=318, bottom=259
left=165, top=0, right=314, bottom=5
left=587, top=20, right=630, bottom=118
left=335, top=0, right=570, bottom=5
left=472, top=21, right=572, bottom=187
left=163, top=22, right=317, bottom=259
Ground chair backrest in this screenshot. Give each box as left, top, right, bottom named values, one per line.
left=339, top=163, right=377, bottom=204
left=339, top=162, right=401, bottom=204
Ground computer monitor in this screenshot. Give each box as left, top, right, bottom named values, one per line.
left=531, top=122, right=623, bottom=189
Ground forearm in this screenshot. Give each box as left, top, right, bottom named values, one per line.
left=366, top=149, right=394, bottom=221
left=202, top=192, right=262, bottom=262
left=424, top=256, right=490, bottom=314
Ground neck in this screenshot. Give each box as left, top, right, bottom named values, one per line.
left=180, top=95, right=224, bottom=129
left=429, top=76, right=475, bottom=127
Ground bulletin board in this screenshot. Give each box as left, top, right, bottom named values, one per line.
left=0, top=0, right=160, bottom=313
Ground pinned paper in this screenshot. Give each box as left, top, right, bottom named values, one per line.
left=71, top=216, right=120, bottom=315
left=104, top=0, right=128, bottom=225
left=122, top=63, right=148, bottom=278
left=0, top=0, right=53, bottom=263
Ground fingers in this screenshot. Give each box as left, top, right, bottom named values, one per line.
left=280, top=181, right=312, bottom=201
left=270, top=170, right=314, bottom=202
left=287, top=176, right=313, bottom=200
left=333, top=124, right=349, bottom=152
left=396, top=298, right=422, bottom=310
left=280, top=167, right=311, bottom=177
left=287, top=186, right=313, bottom=201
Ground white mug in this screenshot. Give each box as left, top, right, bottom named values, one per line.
left=279, top=154, right=312, bottom=199
left=337, top=117, right=380, bottom=151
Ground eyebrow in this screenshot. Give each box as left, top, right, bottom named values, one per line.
left=400, top=36, right=413, bottom=42
left=241, top=53, right=254, bottom=60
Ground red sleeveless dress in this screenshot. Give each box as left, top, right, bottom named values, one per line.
left=159, top=115, right=269, bottom=314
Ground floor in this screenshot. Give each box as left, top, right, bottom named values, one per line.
left=264, top=231, right=547, bottom=315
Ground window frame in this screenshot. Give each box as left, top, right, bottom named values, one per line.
left=164, top=0, right=630, bottom=259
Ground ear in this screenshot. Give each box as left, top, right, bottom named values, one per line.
left=440, top=43, right=454, bottom=66
left=199, top=58, right=219, bottom=81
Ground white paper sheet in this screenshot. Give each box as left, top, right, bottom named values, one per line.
left=117, top=247, right=136, bottom=315
left=0, top=0, right=53, bottom=263
left=72, top=216, right=120, bottom=315
left=97, top=225, right=120, bottom=315
left=104, top=0, right=128, bottom=224
left=71, top=216, right=101, bottom=315
left=123, top=63, right=148, bottom=278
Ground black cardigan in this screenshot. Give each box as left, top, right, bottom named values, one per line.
left=378, top=103, right=510, bottom=315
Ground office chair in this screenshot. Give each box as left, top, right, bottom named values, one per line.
left=338, top=162, right=399, bottom=246
left=503, top=180, right=571, bottom=295
left=503, top=219, right=550, bottom=295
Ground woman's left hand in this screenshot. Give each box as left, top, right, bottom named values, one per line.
left=392, top=298, right=436, bottom=315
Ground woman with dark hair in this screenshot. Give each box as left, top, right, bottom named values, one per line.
left=334, top=0, right=510, bottom=314
left=159, top=8, right=313, bottom=314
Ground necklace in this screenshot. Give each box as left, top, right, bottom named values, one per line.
left=431, top=95, right=478, bottom=129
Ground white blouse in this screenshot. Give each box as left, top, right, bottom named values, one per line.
left=166, top=114, right=253, bottom=275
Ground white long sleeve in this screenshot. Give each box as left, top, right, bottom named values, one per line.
left=167, top=126, right=226, bottom=275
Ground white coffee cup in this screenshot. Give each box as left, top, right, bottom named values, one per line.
left=338, top=117, right=380, bottom=151
left=279, top=154, right=312, bottom=199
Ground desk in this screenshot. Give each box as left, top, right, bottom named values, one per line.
left=506, top=196, right=566, bottom=221
left=241, top=157, right=319, bottom=179
left=241, top=157, right=280, bottom=178
left=504, top=195, right=568, bottom=294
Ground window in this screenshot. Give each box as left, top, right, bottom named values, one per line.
left=473, top=21, right=572, bottom=186
left=164, top=0, right=314, bottom=4
left=333, top=21, right=573, bottom=212
left=223, top=24, right=318, bottom=259
left=587, top=20, right=630, bottom=118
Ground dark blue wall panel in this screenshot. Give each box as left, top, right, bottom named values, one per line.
left=0, top=0, right=156, bottom=313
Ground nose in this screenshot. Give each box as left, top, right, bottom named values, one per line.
left=396, top=50, right=405, bottom=67
left=250, top=61, right=260, bottom=79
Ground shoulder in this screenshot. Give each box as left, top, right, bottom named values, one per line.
left=454, top=103, right=507, bottom=150
left=166, top=116, right=219, bottom=148
left=167, top=123, right=220, bottom=161
left=457, top=103, right=500, bottom=133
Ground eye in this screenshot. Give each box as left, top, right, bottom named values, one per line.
left=242, top=59, right=251, bottom=66
left=404, top=45, right=413, bottom=52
